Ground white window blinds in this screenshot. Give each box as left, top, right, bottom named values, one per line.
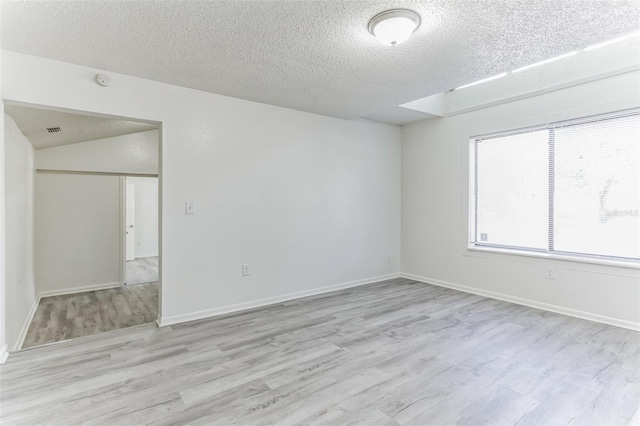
left=472, top=108, right=639, bottom=262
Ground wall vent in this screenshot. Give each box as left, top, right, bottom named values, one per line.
left=45, top=127, right=62, bottom=133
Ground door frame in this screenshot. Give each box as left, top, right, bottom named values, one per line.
left=119, top=176, right=126, bottom=285
left=1, top=100, right=163, bottom=356
left=119, top=174, right=159, bottom=286
left=125, top=180, right=136, bottom=262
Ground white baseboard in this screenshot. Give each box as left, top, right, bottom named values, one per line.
left=14, top=295, right=41, bottom=352
left=401, top=273, right=640, bottom=332
left=134, top=253, right=158, bottom=259
left=38, top=281, right=121, bottom=299
left=158, top=273, right=402, bottom=327
left=0, top=345, right=8, bottom=364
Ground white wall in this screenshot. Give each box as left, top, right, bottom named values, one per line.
left=2, top=51, right=402, bottom=325
left=35, top=173, right=120, bottom=294
left=0, top=105, right=5, bottom=361
left=33, top=130, right=158, bottom=293
left=4, top=113, right=37, bottom=350
left=35, top=129, right=159, bottom=174
left=128, top=176, right=158, bottom=258
left=402, top=71, right=640, bottom=329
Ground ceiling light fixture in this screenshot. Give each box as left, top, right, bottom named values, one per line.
left=368, top=9, right=420, bottom=46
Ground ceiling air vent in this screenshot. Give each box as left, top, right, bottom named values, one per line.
left=45, top=127, right=62, bottom=133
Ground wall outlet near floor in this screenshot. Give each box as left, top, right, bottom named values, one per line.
left=545, top=267, right=554, bottom=280
left=242, top=263, right=251, bottom=276
left=387, top=253, right=393, bottom=263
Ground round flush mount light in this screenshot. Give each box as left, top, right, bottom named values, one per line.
left=368, top=9, right=420, bottom=46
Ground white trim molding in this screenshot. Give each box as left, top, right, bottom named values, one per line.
left=37, top=281, right=121, bottom=299
left=134, top=253, right=158, bottom=259
left=402, top=273, right=640, bottom=332
left=14, top=296, right=41, bottom=352
left=0, top=345, right=9, bottom=364
left=158, top=273, right=401, bottom=327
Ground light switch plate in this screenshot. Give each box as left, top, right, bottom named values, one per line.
left=185, top=201, right=195, bottom=214
left=242, top=264, right=251, bottom=276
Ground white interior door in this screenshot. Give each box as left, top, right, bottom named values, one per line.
left=125, top=183, right=136, bottom=261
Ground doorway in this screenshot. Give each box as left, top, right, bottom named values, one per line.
left=123, top=176, right=159, bottom=286
left=3, top=102, right=162, bottom=351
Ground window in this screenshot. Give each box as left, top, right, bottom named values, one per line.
left=471, top=109, right=639, bottom=265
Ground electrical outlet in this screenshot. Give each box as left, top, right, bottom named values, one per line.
left=242, top=263, right=251, bottom=276
left=387, top=253, right=393, bottom=263
left=545, top=267, right=554, bottom=280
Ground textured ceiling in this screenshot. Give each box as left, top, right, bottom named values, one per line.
left=5, top=105, right=158, bottom=150
left=2, top=1, right=638, bottom=121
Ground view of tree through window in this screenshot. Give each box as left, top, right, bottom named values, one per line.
left=472, top=109, right=639, bottom=262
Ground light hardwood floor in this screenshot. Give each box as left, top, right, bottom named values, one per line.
left=22, top=282, right=158, bottom=349
left=2, top=278, right=638, bottom=425
left=127, top=256, right=159, bottom=285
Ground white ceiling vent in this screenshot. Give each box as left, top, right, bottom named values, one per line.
left=45, top=126, right=62, bottom=133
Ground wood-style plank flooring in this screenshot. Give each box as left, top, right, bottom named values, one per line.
left=127, top=256, right=159, bottom=285
left=2, top=278, right=639, bottom=425
left=21, top=282, right=158, bottom=349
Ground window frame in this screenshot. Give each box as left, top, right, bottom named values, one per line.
left=467, top=107, right=640, bottom=270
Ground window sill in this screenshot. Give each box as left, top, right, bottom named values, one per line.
left=467, top=245, right=640, bottom=271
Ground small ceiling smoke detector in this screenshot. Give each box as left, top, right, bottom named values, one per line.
left=45, top=127, right=62, bottom=133
left=368, top=9, right=420, bottom=46
left=96, top=74, right=111, bottom=87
